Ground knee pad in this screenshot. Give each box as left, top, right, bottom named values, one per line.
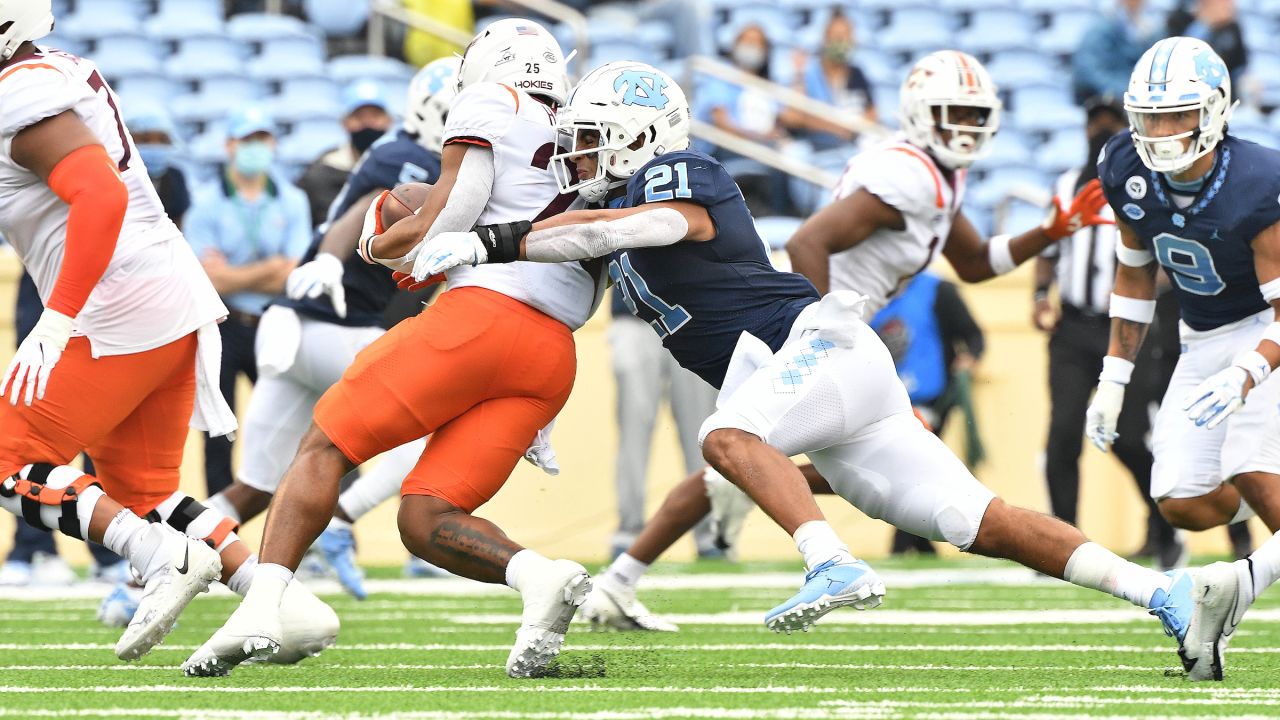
left=0, top=464, right=103, bottom=540
left=153, top=492, right=240, bottom=552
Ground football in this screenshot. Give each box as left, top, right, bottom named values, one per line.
left=380, top=181, right=433, bottom=230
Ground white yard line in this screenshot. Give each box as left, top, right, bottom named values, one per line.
left=0, top=711, right=1268, bottom=720
left=452, top=608, right=1280, bottom=626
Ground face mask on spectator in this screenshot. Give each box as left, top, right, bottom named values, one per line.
left=350, top=127, right=385, bottom=156
left=234, top=141, right=274, bottom=177
left=822, top=41, right=853, bottom=62
left=732, top=44, right=767, bottom=72
left=137, top=144, right=173, bottom=179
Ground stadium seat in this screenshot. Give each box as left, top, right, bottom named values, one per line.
left=246, top=53, right=328, bottom=83
left=279, top=126, right=348, bottom=167
left=91, top=47, right=162, bottom=79
left=113, top=76, right=184, bottom=109
left=966, top=165, right=1051, bottom=212
left=1010, top=84, right=1083, bottom=134
left=983, top=50, right=1057, bottom=90
left=1038, top=128, right=1089, bottom=174
left=328, top=55, right=416, bottom=84
left=1251, top=53, right=1280, bottom=108
left=872, top=84, right=902, bottom=127
left=981, top=129, right=1034, bottom=168
left=635, top=21, right=676, bottom=58
left=267, top=93, right=344, bottom=126
left=877, top=9, right=954, bottom=55
left=996, top=198, right=1050, bottom=235
left=938, top=0, right=1018, bottom=12
left=852, top=49, right=900, bottom=87
left=176, top=35, right=250, bottom=62
left=155, top=0, right=225, bottom=19
left=165, top=51, right=245, bottom=85
left=171, top=91, right=255, bottom=127
left=955, top=9, right=1035, bottom=54
left=144, top=13, right=226, bottom=43
left=303, top=0, right=370, bottom=37
left=1038, top=10, right=1096, bottom=56
left=58, top=9, right=141, bottom=41
left=188, top=128, right=233, bottom=166
left=278, top=76, right=343, bottom=106
left=227, top=13, right=316, bottom=43
left=590, top=43, right=661, bottom=69
left=200, top=75, right=268, bottom=102
left=41, top=34, right=88, bottom=56
left=92, top=35, right=163, bottom=65
left=1021, top=0, right=1096, bottom=10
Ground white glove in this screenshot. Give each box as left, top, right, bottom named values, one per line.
left=1085, top=381, right=1126, bottom=452
left=285, top=253, right=346, bottom=318
left=411, top=231, right=488, bottom=281
left=2, top=309, right=74, bottom=406
left=1184, top=365, right=1250, bottom=429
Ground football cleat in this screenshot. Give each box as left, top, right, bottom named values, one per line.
left=765, top=557, right=885, bottom=634
left=183, top=594, right=283, bottom=677
left=115, top=532, right=221, bottom=661
left=0, top=559, right=32, bottom=586
left=1181, top=560, right=1254, bottom=681
left=404, top=555, right=450, bottom=578
left=317, top=525, right=366, bottom=600
left=506, top=559, right=591, bottom=678
left=97, top=582, right=143, bottom=628
left=1148, top=568, right=1194, bottom=645
left=263, top=581, right=340, bottom=664
left=580, top=574, right=678, bottom=632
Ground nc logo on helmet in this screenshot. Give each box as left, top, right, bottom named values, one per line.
left=1194, top=49, right=1226, bottom=90
left=614, top=71, right=669, bottom=110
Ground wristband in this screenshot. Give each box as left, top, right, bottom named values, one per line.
left=987, top=234, right=1016, bottom=276
left=1261, top=278, right=1280, bottom=302
left=1233, top=350, right=1272, bottom=387
left=1109, top=293, right=1156, bottom=323
left=474, top=221, right=531, bottom=264
left=1115, top=243, right=1154, bottom=268
left=1099, top=356, right=1135, bottom=385
left=1263, top=321, right=1280, bottom=349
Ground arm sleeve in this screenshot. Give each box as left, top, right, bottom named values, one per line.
left=44, top=145, right=128, bottom=318
left=442, top=83, right=518, bottom=148
left=424, top=144, right=496, bottom=242
left=935, top=280, right=985, bottom=361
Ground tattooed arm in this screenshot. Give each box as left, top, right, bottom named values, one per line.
left=1106, top=219, right=1158, bottom=363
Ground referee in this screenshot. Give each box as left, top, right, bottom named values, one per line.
left=1034, top=97, right=1182, bottom=568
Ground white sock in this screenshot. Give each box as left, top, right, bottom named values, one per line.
left=338, top=438, right=424, bottom=521
left=244, top=562, right=293, bottom=610
left=103, top=513, right=169, bottom=583
left=792, top=520, right=852, bottom=571
left=326, top=516, right=353, bottom=533
left=605, top=553, right=649, bottom=589
left=1247, top=530, right=1280, bottom=598
left=227, top=554, right=258, bottom=596
left=205, top=492, right=241, bottom=524
left=505, top=548, right=549, bottom=592
left=1064, top=541, right=1171, bottom=608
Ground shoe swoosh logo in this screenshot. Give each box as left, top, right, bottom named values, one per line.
left=176, top=546, right=189, bottom=575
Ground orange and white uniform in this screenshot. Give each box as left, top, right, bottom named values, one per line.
left=829, top=137, right=967, bottom=316
left=0, top=47, right=228, bottom=514
left=315, top=82, right=604, bottom=513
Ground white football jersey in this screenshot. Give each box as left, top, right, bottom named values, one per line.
left=441, top=82, right=604, bottom=330
left=0, top=48, right=225, bottom=357
left=828, top=137, right=966, bottom=316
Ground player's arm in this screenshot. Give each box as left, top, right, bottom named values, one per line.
left=942, top=179, right=1110, bottom=282
left=1183, top=219, right=1280, bottom=429
left=1032, top=254, right=1058, bottom=332
left=1084, top=218, right=1157, bottom=450
left=785, top=189, right=904, bottom=295
left=2, top=111, right=128, bottom=405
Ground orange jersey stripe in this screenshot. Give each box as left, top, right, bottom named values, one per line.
left=0, top=61, right=59, bottom=85
left=499, top=83, right=520, bottom=113
left=888, top=145, right=946, bottom=210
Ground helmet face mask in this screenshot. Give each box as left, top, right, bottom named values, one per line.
left=1125, top=37, right=1234, bottom=175
left=0, top=0, right=54, bottom=60
left=551, top=61, right=691, bottom=203
left=899, top=51, right=1002, bottom=169
left=404, top=57, right=460, bottom=154
left=456, top=18, right=569, bottom=107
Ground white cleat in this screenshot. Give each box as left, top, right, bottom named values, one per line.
left=506, top=559, right=591, bottom=678
left=182, top=597, right=283, bottom=677
left=114, top=532, right=221, bottom=661
left=581, top=574, right=678, bottom=632
left=265, top=581, right=340, bottom=664
left=1182, top=559, right=1254, bottom=682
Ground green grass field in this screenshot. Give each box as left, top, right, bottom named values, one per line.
left=2, top=558, right=1279, bottom=719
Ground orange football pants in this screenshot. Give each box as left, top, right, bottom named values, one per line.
left=315, top=287, right=576, bottom=513
left=0, top=332, right=197, bottom=516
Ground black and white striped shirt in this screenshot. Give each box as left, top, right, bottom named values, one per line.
left=1042, top=168, right=1118, bottom=315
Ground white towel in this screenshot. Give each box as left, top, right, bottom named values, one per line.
left=522, top=419, right=560, bottom=476
left=255, top=305, right=303, bottom=377
left=189, top=322, right=238, bottom=440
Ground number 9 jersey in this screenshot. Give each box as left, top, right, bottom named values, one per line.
left=1097, top=130, right=1280, bottom=331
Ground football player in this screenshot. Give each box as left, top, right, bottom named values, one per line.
left=202, top=57, right=462, bottom=600
left=412, top=62, right=1202, bottom=666
left=1086, top=37, right=1280, bottom=681
left=188, top=19, right=608, bottom=679
left=580, top=50, right=1112, bottom=631
left=0, top=0, right=335, bottom=663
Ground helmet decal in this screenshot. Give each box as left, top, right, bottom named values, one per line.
left=614, top=70, right=670, bottom=110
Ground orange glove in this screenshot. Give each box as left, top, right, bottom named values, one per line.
left=391, top=270, right=445, bottom=292
left=1042, top=178, right=1112, bottom=241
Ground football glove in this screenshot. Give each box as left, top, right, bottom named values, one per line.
left=1085, top=380, right=1125, bottom=452
left=1043, top=178, right=1112, bottom=241
left=2, top=309, right=74, bottom=406
left=285, top=253, right=346, bottom=318
left=1184, top=365, right=1250, bottom=429
left=409, top=230, right=490, bottom=281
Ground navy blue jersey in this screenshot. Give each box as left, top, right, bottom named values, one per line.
left=1099, top=131, right=1280, bottom=331
left=610, top=150, right=819, bottom=387
left=275, top=128, right=441, bottom=327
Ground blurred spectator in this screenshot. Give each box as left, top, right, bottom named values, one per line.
left=404, top=0, right=472, bottom=66
left=870, top=272, right=985, bottom=556
left=297, top=80, right=394, bottom=227
left=124, top=104, right=191, bottom=228
left=696, top=23, right=801, bottom=216
left=608, top=289, right=720, bottom=560
left=789, top=8, right=876, bottom=151
left=1167, top=0, right=1247, bottom=84
left=185, top=106, right=311, bottom=495
left=1072, top=0, right=1160, bottom=103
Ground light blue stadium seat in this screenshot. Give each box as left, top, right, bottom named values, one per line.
left=982, top=129, right=1034, bottom=168
left=983, top=50, right=1057, bottom=90
left=1011, top=83, right=1083, bottom=134
left=40, top=34, right=87, bottom=56
left=585, top=16, right=639, bottom=47
left=279, top=126, right=348, bottom=167
left=872, top=84, right=901, bottom=127
left=268, top=93, right=343, bottom=125
left=113, top=76, right=184, bottom=107
left=1039, top=128, right=1089, bottom=174
left=728, top=6, right=802, bottom=34
left=201, top=75, right=267, bottom=101
left=939, top=0, right=1018, bottom=12
left=997, top=199, right=1050, bottom=235
left=91, top=47, right=162, bottom=78
left=328, top=55, right=416, bottom=84
left=853, top=49, right=900, bottom=87
left=303, top=0, right=370, bottom=37
left=1232, top=122, right=1278, bottom=150
left=754, top=216, right=804, bottom=252
left=966, top=165, right=1051, bottom=213
left=155, top=0, right=224, bottom=19
left=58, top=10, right=141, bottom=41
left=956, top=9, right=1035, bottom=54
left=227, top=13, right=316, bottom=43
left=145, top=13, right=225, bottom=43
left=1241, top=16, right=1275, bottom=53
left=165, top=50, right=245, bottom=84
left=1021, top=0, right=1095, bottom=10
left=172, top=92, right=253, bottom=127
left=246, top=53, right=328, bottom=83
left=176, top=35, right=250, bottom=62
left=1039, top=9, right=1096, bottom=55
left=1251, top=54, right=1280, bottom=108
left=877, top=9, right=954, bottom=54
left=93, top=35, right=162, bottom=64
left=291, top=117, right=344, bottom=139
left=635, top=21, right=676, bottom=58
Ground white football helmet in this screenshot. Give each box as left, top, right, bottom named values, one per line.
left=899, top=50, right=1002, bottom=170
left=551, top=61, right=691, bottom=203
left=1125, top=37, right=1234, bottom=174
left=404, top=56, right=460, bottom=154
left=456, top=18, right=569, bottom=107
left=0, top=0, right=54, bottom=60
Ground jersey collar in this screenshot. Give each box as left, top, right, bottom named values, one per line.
left=1149, top=144, right=1230, bottom=220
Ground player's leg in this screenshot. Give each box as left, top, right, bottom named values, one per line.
left=667, top=354, right=721, bottom=555
left=609, top=314, right=664, bottom=556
